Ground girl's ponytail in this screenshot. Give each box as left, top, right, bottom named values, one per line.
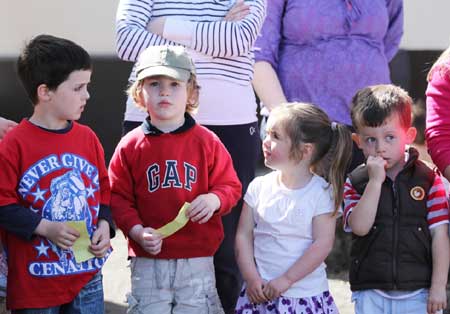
left=272, top=103, right=353, bottom=214
left=325, top=123, right=352, bottom=215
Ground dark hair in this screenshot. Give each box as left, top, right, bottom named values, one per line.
left=351, top=84, right=412, bottom=131
left=271, top=103, right=353, bottom=214
left=17, top=34, right=92, bottom=105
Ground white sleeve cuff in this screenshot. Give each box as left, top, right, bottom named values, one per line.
left=343, top=209, right=353, bottom=233
left=163, top=18, right=194, bottom=46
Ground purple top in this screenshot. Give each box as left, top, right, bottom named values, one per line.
left=254, top=0, right=403, bottom=125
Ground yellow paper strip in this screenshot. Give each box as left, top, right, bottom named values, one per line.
left=155, top=202, right=190, bottom=238
left=66, top=220, right=95, bottom=263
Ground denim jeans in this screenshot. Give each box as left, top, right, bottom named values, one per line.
left=352, top=289, right=429, bottom=314
left=12, top=272, right=104, bottom=314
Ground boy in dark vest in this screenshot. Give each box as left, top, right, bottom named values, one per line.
left=343, top=84, right=450, bottom=314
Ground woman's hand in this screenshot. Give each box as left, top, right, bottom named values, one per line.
left=147, top=17, right=166, bottom=36
left=224, top=0, right=250, bottom=21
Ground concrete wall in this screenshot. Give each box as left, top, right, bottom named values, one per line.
left=1, top=1, right=118, bottom=56
left=402, top=0, right=450, bottom=50
left=2, top=0, right=449, bottom=56
left=0, top=58, right=132, bottom=163
left=1, top=1, right=127, bottom=162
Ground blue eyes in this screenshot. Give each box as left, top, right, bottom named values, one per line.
left=365, top=136, right=395, bottom=144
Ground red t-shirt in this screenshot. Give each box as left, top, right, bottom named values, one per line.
left=0, top=120, right=111, bottom=309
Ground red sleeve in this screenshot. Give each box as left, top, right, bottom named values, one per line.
left=207, top=137, right=242, bottom=216
left=108, top=139, right=143, bottom=236
left=425, top=64, right=450, bottom=173
left=0, top=139, right=20, bottom=207
left=426, top=174, right=450, bottom=229
left=342, top=178, right=361, bottom=232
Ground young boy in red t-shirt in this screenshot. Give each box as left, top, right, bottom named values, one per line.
left=0, top=34, right=114, bottom=313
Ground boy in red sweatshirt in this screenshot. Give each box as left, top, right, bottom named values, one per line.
left=108, top=45, right=242, bottom=314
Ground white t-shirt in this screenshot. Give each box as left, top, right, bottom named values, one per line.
left=244, top=171, right=335, bottom=298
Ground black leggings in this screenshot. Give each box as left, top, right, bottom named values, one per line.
left=205, top=122, right=260, bottom=314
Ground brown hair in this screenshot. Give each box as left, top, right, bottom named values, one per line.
left=270, top=103, right=353, bottom=214
left=351, top=84, right=412, bottom=131
left=127, top=74, right=200, bottom=114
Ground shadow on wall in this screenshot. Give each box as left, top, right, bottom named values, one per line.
left=0, top=49, right=443, bottom=166
left=0, top=57, right=133, bottom=165
left=390, top=49, right=441, bottom=101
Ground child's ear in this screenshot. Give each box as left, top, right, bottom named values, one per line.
left=351, top=133, right=362, bottom=148
left=406, top=127, right=417, bottom=144
left=133, top=86, right=144, bottom=105
left=36, top=84, right=51, bottom=102
left=187, top=84, right=199, bottom=106
left=301, top=143, right=314, bottom=159
left=187, top=92, right=197, bottom=107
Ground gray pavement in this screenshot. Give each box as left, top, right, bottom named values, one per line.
left=102, top=230, right=353, bottom=314
left=103, top=231, right=129, bottom=314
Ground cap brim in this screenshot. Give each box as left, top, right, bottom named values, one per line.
left=137, top=66, right=190, bottom=81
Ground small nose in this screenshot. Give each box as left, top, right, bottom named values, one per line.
left=375, top=140, right=385, bottom=153
left=262, top=135, right=270, bottom=148
left=159, top=83, right=170, bottom=96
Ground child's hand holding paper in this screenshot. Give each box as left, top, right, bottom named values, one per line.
left=129, top=224, right=163, bottom=255
left=156, top=202, right=190, bottom=238
left=186, top=193, right=220, bottom=224
left=89, top=220, right=111, bottom=258
left=66, top=221, right=95, bottom=263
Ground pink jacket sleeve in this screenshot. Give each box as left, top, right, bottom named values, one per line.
left=425, top=64, right=450, bottom=173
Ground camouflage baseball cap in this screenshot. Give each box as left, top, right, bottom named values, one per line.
left=136, top=45, right=196, bottom=82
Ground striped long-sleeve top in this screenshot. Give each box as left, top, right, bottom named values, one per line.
left=343, top=174, right=449, bottom=233
left=116, top=0, right=266, bottom=124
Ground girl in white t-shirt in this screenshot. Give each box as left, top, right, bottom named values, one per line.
left=235, top=103, right=353, bottom=314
